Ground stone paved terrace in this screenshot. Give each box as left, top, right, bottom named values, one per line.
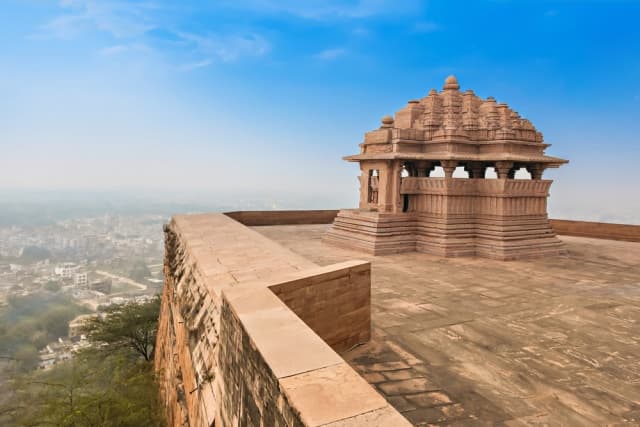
left=255, top=224, right=640, bottom=426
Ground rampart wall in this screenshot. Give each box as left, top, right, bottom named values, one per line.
left=155, top=213, right=409, bottom=427
left=224, top=210, right=640, bottom=242
left=549, top=219, right=640, bottom=242
left=156, top=210, right=639, bottom=426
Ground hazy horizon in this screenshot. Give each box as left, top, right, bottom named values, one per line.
left=2, top=1, right=639, bottom=224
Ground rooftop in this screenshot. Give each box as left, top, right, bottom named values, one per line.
left=255, top=224, right=640, bottom=426
left=346, top=76, right=568, bottom=167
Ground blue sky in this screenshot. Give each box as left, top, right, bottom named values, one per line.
left=1, top=1, right=639, bottom=221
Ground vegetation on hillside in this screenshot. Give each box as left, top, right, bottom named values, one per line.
left=0, top=297, right=164, bottom=427
left=87, top=296, right=160, bottom=361
left=0, top=293, right=89, bottom=370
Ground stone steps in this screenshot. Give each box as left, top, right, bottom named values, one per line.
left=325, top=209, right=566, bottom=259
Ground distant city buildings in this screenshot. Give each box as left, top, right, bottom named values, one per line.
left=74, top=272, right=88, bottom=286
left=1, top=213, right=166, bottom=370
left=54, top=262, right=79, bottom=279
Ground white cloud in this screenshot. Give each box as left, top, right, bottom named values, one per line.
left=177, top=32, right=270, bottom=63
left=33, top=0, right=157, bottom=40
left=97, top=43, right=151, bottom=56
left=179, top=59, right=213, bottom=72
left=98, top=44, right=128, bottom=55
left=221, top=0, right=420, bottom=21
left=32, top=2, right=272, bottom=66
left=34, top=13, right=87, bottom=39
left=313, top=48, right=347, bottom=61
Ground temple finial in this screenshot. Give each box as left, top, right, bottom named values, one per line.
left=443, top=75, right=460, bottom=91
left=381, top=115, right=394, bottom=128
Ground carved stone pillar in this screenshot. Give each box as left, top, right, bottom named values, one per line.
left=529, top=164, right=545, bottom=180
left=468, top=163, right=485, bottom=179
left=425, top=162, right=436, bottom=177
left=495, top=161, right=514, bottom=179
left=441, top=160, right=458, bottom=178
left=406, top=162, right=418, bottom=177
left=388, top=161, right=403, bottom=213
left=416, top=161, right=432, bottom=177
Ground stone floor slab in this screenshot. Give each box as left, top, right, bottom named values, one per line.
left=256, top=225, right=640, bottom=426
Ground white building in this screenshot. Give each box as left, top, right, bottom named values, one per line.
left=54, top=262, right=78, bottom=279
left=74, top=272, right=88, bottom=286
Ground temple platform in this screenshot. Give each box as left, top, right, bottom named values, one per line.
left=257, top=224, right=640, bottom=426
left=325, top=208, right=567, bottom=260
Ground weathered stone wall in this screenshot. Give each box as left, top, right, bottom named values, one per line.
left=550, top=219, right=640, bottom=242
left=155, top=213, right=409, bottom=427
left=155, top=220, right=222, bottom=427
left=225, top=210, right=339, bottom=226
left=215, top=294, right=305, bottom=427
left=217, top=284, right=408, bottom=427
left=269, top=262, right=371, bottom=352
left=225, top=210, right=640, bottom=243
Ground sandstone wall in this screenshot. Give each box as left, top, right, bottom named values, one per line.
left=155, top=213, right=409, bottom=427
left=268, top=262, right=371, bottom=353
left=225, top=210, right=339, bottom=226
left=549, top=219, right=640, bottom=242
left=215, top=290, right=306, bottom=427
left=223, top=211, right=640, bottom=244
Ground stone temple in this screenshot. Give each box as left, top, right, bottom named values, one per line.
left=325, top=76, right=568, bottom=260
left=154, top=76, right=640, bottom=426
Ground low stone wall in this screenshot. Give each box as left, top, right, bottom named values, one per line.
left=217, top=286, right=405, bottom=427
left=550, top=219, right=640, bottom=242
left=216, top=289, right=307, bottom=427
left=224, top=210, right=639, bottom=242
left=155, top=213, right=409, bottom=427
left=225, top=210, right=339, bottom=226
left=268, top=261, right=371, bottom=352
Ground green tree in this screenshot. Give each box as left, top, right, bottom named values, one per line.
left=4, top=350, right=164, bottom=427
left=1, top=297, right=164, bottom=426
left=85, top=297, right=160, bottom=361
left=0, top=294, right=88, bottom=370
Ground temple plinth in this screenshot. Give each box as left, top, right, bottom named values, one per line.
left=324, top=76, right=569, bottom=260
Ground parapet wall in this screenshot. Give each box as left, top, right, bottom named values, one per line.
left=224, top=210, right=640, bottom=242
left=155, top=213, right=409, bottom=427
left=156, top=210, right=639, bottom=426
left=225, top=210, right=339, bottom=226
left=549, top=219, right=640, bottom=242
left=261, top=262, right=371, bottom=352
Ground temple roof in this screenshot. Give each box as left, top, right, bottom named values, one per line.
left=347, top=76, right=568, bottom=167
left=398, top=75, right=542, bottom=142
left=344, top=152, right=568, bottom=166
